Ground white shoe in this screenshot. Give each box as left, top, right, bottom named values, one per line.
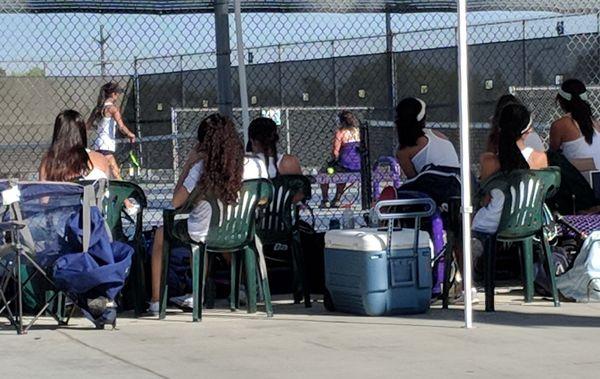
left=147, top=301, right=159, bottom=316
left=452, top=288, right=479, bottom=305
left=170, top=294, right=193, bottom=309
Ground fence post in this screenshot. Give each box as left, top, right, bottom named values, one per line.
left=285, top=108, right=291, bottom=154
left=331, top=40, right=338, bottom=107
left=171, top=108, right=179, bottom=187
left=133, top=57, right=143, bottom=171
left=386, top=12, right=397, bottom=120
left=180, top=54, right=185, bottom=107
left=214, top=0, right=233, bottom=117
left=278, top=44, right=284, bottom=107
left=522, top=20, right=527, bottom=86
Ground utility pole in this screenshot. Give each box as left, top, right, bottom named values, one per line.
left=95, top=25, right=110, bottom=78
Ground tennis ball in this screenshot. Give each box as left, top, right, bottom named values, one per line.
left=326, top=167, right=335, bottom=175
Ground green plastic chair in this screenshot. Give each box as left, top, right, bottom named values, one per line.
left=480, top=168, right=561, bottom=312
left=79, top=179, right=148, bottom=316
left=159, top=178, right=274, bottom=322
left=255, top=175, right=312, bottom=307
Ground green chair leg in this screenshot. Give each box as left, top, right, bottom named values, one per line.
left=292, top=233, right=311, bottom=308
left=542, top=237, right=560, bottom=307
left=158, top=232, right=171, bottom=320
left=252, top=244, right=273, bottom=317
left=244, top=247, right=258, bottom=314
left=230, top=252, right=238, bottom=312
left=522, top=238, right=534, bottom=303
left=191, top=244, right=205, bottom=322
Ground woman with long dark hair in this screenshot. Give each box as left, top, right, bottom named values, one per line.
left=549, top=78, right=600, bottom=171
left=246, top=117, right=302, bottom=178
left=148, top=114, right=267, bottom=314
left=485, top=94, right=544, bottom=154
left=39, top=110, right=110, bottom=181
left=473, top=103, right=548, bottom=234
left=395, top=97, right=459, bottom=178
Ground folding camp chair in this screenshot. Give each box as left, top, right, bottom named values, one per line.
left=159, top=179, right=273, bottom=322
left=0, top=181, right=96, bottom=334
left=255, top=175, right=312, bottom=307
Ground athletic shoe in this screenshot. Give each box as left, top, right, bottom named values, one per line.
left=147, top=301, right=159, bottom=316
left=170, top=294, right=193, bottom=309
left=452, top=288, right=479, bottom=305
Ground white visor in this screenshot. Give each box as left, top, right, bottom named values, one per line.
left=416, top=98, right=426, bottom=122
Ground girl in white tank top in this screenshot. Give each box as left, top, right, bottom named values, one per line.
left=93, top=102, right=118, bottom=153
left=551, top=79, right=600, bottom=169
left=88, top=82, right=139, bottom=215
left=246, top=117, right=302, bottom=179
left=410, top=129, right=460, bottom=173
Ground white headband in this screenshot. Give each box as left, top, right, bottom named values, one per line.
left=558, top=87, right=588, bottom=102
left=521, top=115, right=533, bottom=135
left=416, top=98, right=426, bottom=122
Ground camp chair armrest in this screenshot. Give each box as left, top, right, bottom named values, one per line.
left=0, top=221, right=26, bottom=231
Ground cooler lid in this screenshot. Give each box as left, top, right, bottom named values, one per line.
left=325, top=228, right=431, bottom=252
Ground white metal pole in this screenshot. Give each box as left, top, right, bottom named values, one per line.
left=457, top=0, right=474, bottom=329
left=234, top=0, right=250, bottom=145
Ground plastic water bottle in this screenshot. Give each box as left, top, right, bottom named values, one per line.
left=369, top=207, right=379, bottom=228
left=342, top=207, right=355, bottom=229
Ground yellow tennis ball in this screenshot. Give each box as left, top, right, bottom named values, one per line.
left=326, top=167, right=335, bottom=175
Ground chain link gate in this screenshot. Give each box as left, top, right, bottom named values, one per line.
left=1, top=1, right=599, bottom=229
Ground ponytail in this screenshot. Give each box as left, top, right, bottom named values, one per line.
left=89, top=82, right=121, bottom=129
left=558, top=79, right=595, bottom=145
left=497, top=103, right=530, bottom=172
left=248, top=117, right=280, bottom=176
left=395, top=97, right=426, bottom=148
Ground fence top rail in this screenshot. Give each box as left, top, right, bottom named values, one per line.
left=510, top=85, right=600, bottom=92
left=172, top=106, right=374, bottom=113
left=2, top=1, right=599, bottom=15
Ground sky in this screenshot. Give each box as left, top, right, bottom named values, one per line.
left=0, top=10, right=597, bottom=76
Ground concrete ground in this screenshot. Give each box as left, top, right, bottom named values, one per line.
left=2, top=293, right=600, bottom=379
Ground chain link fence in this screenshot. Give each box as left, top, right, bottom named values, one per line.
left=1, top=1, right=599, bottom=230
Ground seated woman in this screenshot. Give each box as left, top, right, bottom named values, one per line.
left=247, top=117, right=302, bottom=178
left=480, top=94, right=545, bottom=181
left=39, top=110, right=110, bottom=181
left=148, top=114, right=267, bottom=314
left=473, top=103, right=548, bottom=235
left=549, top=78, right=600, bottom=173
left=320, top=111, right=361, bottom=208
left=395, top=98, right=459, bottom=179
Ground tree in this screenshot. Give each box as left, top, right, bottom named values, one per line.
left=23, top=67, right=45, bottom=77
left=0, top=67, right=6, bottom=77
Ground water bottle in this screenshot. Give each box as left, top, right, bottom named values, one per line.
left=342, top=207, right=355, bottom=229
left=369, top=207, right=379, bottom=228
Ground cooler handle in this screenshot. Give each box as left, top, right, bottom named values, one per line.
left=375, top=198, right=436, bottom=221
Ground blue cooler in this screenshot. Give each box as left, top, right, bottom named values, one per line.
left=324, top=198, right=435, bottom=316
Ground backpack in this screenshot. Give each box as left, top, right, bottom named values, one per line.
left=53, top=206, right=133, bottom=328
left=398, top=165, right=463, bottom=207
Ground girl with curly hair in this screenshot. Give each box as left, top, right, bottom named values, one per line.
left=148, top=113, right=267, bottom=314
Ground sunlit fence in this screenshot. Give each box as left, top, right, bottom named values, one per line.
left=0, top=1, right=599, bottom=229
